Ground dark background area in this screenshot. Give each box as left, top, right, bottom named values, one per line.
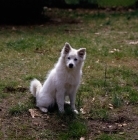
left=0, top=0, right=138, bottom=24
left=0, top=0, right=44, bottom=23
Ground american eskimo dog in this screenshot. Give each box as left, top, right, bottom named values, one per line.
left=30, top=42, right=86, bottom=114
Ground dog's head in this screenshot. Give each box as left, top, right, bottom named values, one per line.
left=61, top=42, right=86, bottom=69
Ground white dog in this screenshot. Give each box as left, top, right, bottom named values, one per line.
left=30, top=42, right=86, bottom=114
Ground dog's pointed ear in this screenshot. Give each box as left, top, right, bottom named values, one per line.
left=78, top=48, right=86, bottom=58
left=63, top=42, right=71, bottom=54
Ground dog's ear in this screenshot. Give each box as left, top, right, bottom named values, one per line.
left=64, top=42, right=71, bottom=54
left=78, top=48, right=86, bottom=58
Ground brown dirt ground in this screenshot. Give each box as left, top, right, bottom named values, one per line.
left=1, top=88, right=138, bottom=139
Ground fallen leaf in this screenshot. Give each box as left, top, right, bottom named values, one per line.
left=108, top=104, right=114, bottom=109
left=119, top=132, right=125, bottom=135
left=46, top=115, right=50, bottom=119
left=118, top=124, right=123, bottom=127
left=109, top=103, right=113, bottom=106
left=95, top=59, right=99, bottom=63
left=29, top=109, right=35, bottom=118
left=80, top=108, right=86, bottom=114
left=92, top=97, right=95, bottom=102
left=109, top=48, right=120, bottom=54
left=95, top=32, right=100, bottom=35
left=108, top=125, right=112, bottom=128
left=122, top=123, right=127, bottom=127
left=61, top=124, right=66, bottom=127
left=109, top=50, right=114, bottom=53
left=113, top=48, right=120, bottom=52
left=29, top=109, right=40, bottom=118
left=129, top=41, right=138, bottom=45
left=109, top=106, right=113, bottom=109
left=12, top=27, right=16, bottom=30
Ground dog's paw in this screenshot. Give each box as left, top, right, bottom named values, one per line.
left=65, top=101, right=70, bottom=104
left=73, top=109, right=79, bottom=114
left=59, top=110, right=65, bottom=114
left=59, top=108, right=65, bottom=113
left=39, top=107, right=48, bottom=113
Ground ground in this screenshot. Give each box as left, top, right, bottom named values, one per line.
left=0, top=8, right=138, bottom=140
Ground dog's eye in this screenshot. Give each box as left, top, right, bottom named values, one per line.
left=68, top=57, right=70, bottom=60
left=74, top=58, right=78, bottom=61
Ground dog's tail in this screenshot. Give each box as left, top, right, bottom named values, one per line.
left=30, top=79, right=42, bottom=97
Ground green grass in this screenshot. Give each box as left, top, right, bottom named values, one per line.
left=58, top=120, right=87, bottom=140
left=97, top=0, right=136, bottom=7
left=112, top=93, right=123, bottom=108
left=96, top=133, right=125, bottom=140
left=90, top=108, right=109, bottom=121
left=0, top=9, right=138, bottom=140
left=9, top=97, right=35, bottom=115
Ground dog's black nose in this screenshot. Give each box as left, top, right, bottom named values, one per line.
left=69, top=63, right=73, bottom=68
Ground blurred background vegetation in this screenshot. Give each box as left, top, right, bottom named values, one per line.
left=45, top=0, right=138, bottom=8
left=0, top=0, right=138, bottom=22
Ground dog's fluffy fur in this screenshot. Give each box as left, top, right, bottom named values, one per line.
left=30, top=42, right=86, bottom=114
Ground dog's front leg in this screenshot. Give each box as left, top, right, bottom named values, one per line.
left=69, top=91, right=79, bottom=114
left=56, top=91, right=65, bottom=113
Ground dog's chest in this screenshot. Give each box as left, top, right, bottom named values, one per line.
left=65, top=73, right=79, bottom=83
left=64, top=83, right=75, bottom=96
left=64, top=74, right=79, bottom=90
left=64, top=75, right=79, bottom=90
left=64, top=83, right=72, bottom=89
left=57, top=70, right=80, bottom=87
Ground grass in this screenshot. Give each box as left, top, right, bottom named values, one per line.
left=0, top=9, right=138, bottom=139
left=97, top=0, right=136, bottom=7
left=9, top=96, right=35, bottom=115
left=96, top=133, right=125, bottom=140
left=58, top=120, right=87, bottom=139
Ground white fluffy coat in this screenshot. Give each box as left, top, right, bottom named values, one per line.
left=30, top=42, right=86, bottom=114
